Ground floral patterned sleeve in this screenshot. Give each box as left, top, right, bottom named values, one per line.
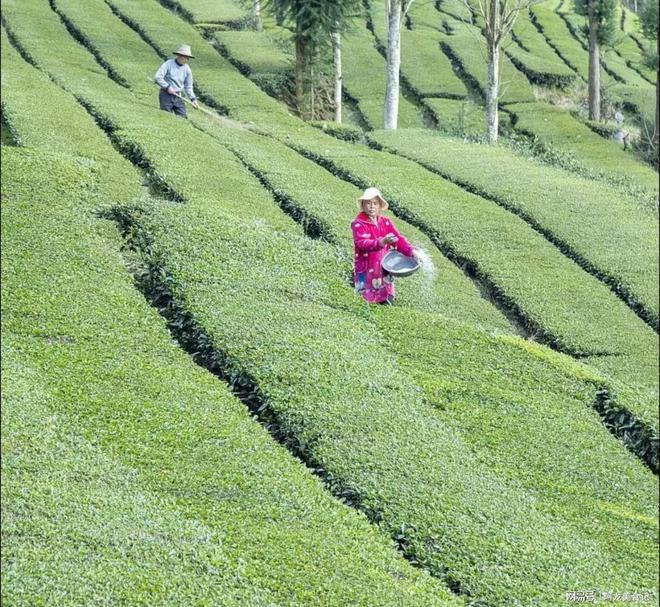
left=352, top=221, right=383, bottom=252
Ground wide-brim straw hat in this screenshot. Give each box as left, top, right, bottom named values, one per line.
left=173, top=44, right=195, bottom=58
left=357, top=187, right=388, bottom=210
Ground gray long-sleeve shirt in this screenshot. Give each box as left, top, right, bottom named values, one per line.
left=154, top=58, right=197, bottom=100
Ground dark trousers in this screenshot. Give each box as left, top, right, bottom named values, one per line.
left=158, top=89, right=187, bottom=118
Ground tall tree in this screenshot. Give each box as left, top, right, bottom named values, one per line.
left=573, top=0, right=617, bottom=120
left=265, top=0, right=361, bottom=120
left=470, top=0, right=537, bottom=142
left=640, top=0, right=658, bottom=146
left=384, top=0, right=415, bottom=130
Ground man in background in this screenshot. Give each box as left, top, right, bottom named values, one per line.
left=154, top=44, right=199, bottom=118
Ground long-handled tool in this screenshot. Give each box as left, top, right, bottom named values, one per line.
left=148, top=77, right=240, bottom=126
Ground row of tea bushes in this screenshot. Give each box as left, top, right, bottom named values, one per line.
left=98, top=0, right=658, bottom=428
left=1, top=330, right=274, bottom=607
left=612, top=34, right=657, bottom=85
left=340, top=25, right=425, bottom=129
left=366, top=1, right=469, bottom=100
left=424, top=97, right=492, bottom=136
left=531, top=0, right=656, bottom=124
left=557, top=7, right=652, bottom=88
left=213, top=30, right=291, bottom=78
left=46, top=0, right=659, bottom=429
left=507, top=12, right=577, bottom=87
left=507, top=101, right=659, bottom=192
left=436, top=20, right=537, bottom=104
left=370, top=128, right=660, bottom=324
left=187, top=113, right=513, bottom=329
left=182, top=111, right=657, bottom=468
left=1, top=35, right=462, bottom=606
left=173, top=0, right=246, bottom=24
left=5, top=4, right=659, bottom=602
left=86, top=99, right=656, bottom=603
left=380, top=306, right=658, bottom=584
left=29, top=0, right=648, bottom=436
left=44, top=0, right=513, bottom=331
left=108, top=0, right=656, bottom=193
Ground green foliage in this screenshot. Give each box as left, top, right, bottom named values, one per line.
left=2, top=1, right=659, bottom=604
left=507, top=11, right=579, bottom=87
left=508, top=101, right=659, bottom=191
left=341, top=27, right=425, bottom=128
left=424, top=97, right=491, bottom=136
left=172, top=0, right=247, bottom=23
left=367, top=1, right=469, bottom=98
left=640, top=0, right=659, bottom=40
left=640, top=0, right=659, bottom=74
left=2, top=148, right=453, bottom=606
left=573, top=0, right=619, bottom=46
left=438, top=19, right=537, bottom=103
left=371, top=128, right=659, bottom=321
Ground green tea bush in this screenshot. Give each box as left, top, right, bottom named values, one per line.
left=437, top=20, right=537, bottom=104
left=99, top=118, right=658, bottom=604
left=214, top=30, right=291, bottom=76
left=5, top=20, right=467, bottom=605
left=371, top=128, right=660, bottom=325
left=508, top=101, right=659, bottom=191
left=613, top=34, right=657, bottom=84
left=341, top=26, right=425, bottom=129
left=559, top=9, right=652, bottom=87
left=4, top=2, right=659, bottom=603
left=287, top=130, right=659, bottom=422
left=16, top=0, right=657, bottom=425
left=424, top=97, right=489, bottom=136
left=530, top=1, right=591, bottom=79
left=2, top=146, right=456, bottom=606
left=366, top=1, right=469, bottom=99
left=42, top=0, right=506, bottom=330
left=507, top=13, right=577, bottom=87
left=163, top=0, right=246, bottom=24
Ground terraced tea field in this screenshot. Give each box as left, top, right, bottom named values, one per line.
left=2, top=0, right=658, bottom=605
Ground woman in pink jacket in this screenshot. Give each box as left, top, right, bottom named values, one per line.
left=351, top=187, right=419, bottom=304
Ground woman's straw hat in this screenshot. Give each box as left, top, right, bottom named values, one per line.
left=357, top=187, right=388, bottom=210
left=173, top=44, right=195, bottom=58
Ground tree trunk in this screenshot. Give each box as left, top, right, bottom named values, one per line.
left=295, top=36, right=306, bottom=118
left=485, top=0, right=499, bottom=143
left=384, top=0, right=401, bottom=130
left=253, top=0, right=262, bottom=31
left=333, top=30, right=342, bottom=123
left=587, top=0, right=601, bottom=121
left=310, top=63, right=315, bottom=120
left=486, top=43, right=499, bottom=143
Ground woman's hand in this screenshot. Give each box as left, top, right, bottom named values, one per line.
left=380, top=233, right=398, bottom=246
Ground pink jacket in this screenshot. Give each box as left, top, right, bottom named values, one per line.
left=351, top=211, right=415, bottom=303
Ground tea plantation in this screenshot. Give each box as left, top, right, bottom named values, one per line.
left=1, top=0, right=658, bottom=605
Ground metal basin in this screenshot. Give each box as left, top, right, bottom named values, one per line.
left=382, top=250, right=420, bottom=277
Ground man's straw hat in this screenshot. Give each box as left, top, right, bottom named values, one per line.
left=173, top=44, right=195, bottom=58
left=357, top=187, right=388, bottom=210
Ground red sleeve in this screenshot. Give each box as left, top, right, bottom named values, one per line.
left=389, top=222, right=415, bottom=257
left=352, top=221, right=383, bottom=252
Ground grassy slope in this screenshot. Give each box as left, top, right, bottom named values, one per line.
left=1, top=37, right=461, bottom=606
left=2, top=0, right=658, bottom=603
left=37, top=0, right=659, bottom=428
left=371, top=128, right=659, bottom=322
